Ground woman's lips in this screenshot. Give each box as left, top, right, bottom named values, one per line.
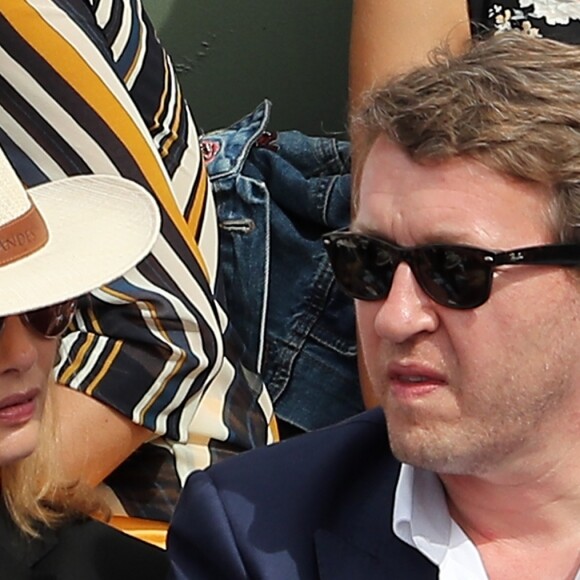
left=0, top=390, right=39, bottom=425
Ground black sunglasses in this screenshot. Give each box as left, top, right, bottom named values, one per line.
left=322, top=229, right=580, bottom=310
left=0, top=300, right=77, bottom=338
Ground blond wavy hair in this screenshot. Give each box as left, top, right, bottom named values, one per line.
left=2, top=378, right=107, bottom=536
left=352, top=31, right=580, bottom=244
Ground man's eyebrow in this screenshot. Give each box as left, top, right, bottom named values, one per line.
left=350, top=225, right=481, bottom=247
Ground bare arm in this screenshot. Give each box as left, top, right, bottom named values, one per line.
left=350, top=1, right=471, bottom=408
left=54, top=385, right=154, bottom=487
left=349, top=0, right=471, bottom=112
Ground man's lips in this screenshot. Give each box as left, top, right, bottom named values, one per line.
left=387, top=363, right=447, bottom=399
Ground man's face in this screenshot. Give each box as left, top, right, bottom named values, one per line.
left=354, top=137, right=580, bottom=478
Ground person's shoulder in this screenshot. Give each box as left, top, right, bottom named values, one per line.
left=170, top=408, right=398, bottom=576
left=189, top=408, right=392, bottom=494
left=38, top=517, right=168, bottom=580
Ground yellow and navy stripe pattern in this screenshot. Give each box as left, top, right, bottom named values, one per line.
left=0, top=0, right=276, bottom=521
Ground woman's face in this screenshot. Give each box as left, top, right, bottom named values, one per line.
left=0, top=316, right=57, bottom=465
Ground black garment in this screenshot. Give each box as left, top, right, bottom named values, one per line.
left=0, top=504, right=168, bottom=580
left=168, top=408, right=437, bottom=580
left=469, top=0, right=580, bottom=44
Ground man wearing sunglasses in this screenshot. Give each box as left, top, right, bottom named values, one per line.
left=168, top=31, right=580, bottom=579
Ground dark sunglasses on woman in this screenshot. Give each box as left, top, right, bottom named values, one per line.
left=323, top=229, right=580, bottom=310
left=0, top=300, right=77, bottom=338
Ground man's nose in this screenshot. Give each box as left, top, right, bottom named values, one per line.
left=371, top=263, right=439, bottom=344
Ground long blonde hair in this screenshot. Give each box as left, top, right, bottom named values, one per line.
left=1, top=378, right=107, bottom=536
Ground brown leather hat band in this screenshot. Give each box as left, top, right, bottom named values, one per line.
left=0, top=204, right=49, bottom=266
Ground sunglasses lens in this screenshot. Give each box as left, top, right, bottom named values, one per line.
left=416, top=247, right=492, bottom=308
left=325, top=234, right=395, bottom=300
left=325, top=230, right=496, bottom=309
left=24, top=300, right=77, bottom=338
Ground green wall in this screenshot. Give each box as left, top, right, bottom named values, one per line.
left=144, top=1, right=352, bottom=136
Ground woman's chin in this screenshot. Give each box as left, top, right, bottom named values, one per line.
left=0, top=420, right=41, bottom=467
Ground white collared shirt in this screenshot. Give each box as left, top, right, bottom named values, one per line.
left=393, top=464, right=487, bottom=579
left=393, top=464, right=580, bottom=580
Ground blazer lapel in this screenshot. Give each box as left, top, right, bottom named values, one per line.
left=0, top=502, right=58, bottom=579
left=0, top=534, right=58, bottom=580
left=315, top=528, right=389, bottom=580
left=313, top=426, right=438, bottom=580
left=315, top=527, right=437, bottom=580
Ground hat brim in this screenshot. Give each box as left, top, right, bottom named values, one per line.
left=0, top=174, right=160, bottom=317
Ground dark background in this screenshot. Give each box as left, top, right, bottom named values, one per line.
left=143, top=0, right=352, bottom=136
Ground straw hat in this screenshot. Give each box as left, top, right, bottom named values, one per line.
left=0, top=148, right=160, bottom=317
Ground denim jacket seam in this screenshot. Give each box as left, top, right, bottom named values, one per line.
left=264, top=260, right=340, bottom=396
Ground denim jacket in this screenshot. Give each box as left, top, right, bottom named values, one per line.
left=202, top=101, right=363, bottom=431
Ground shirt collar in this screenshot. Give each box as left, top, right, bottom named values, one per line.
left=393, top=463, right=492, bottom=580
left=393, top=463, right=451, bottom=566
left=393, top=464, right=580, bottom=579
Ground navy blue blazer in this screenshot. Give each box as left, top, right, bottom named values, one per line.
left=168, top=408, right=437, bottom=579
